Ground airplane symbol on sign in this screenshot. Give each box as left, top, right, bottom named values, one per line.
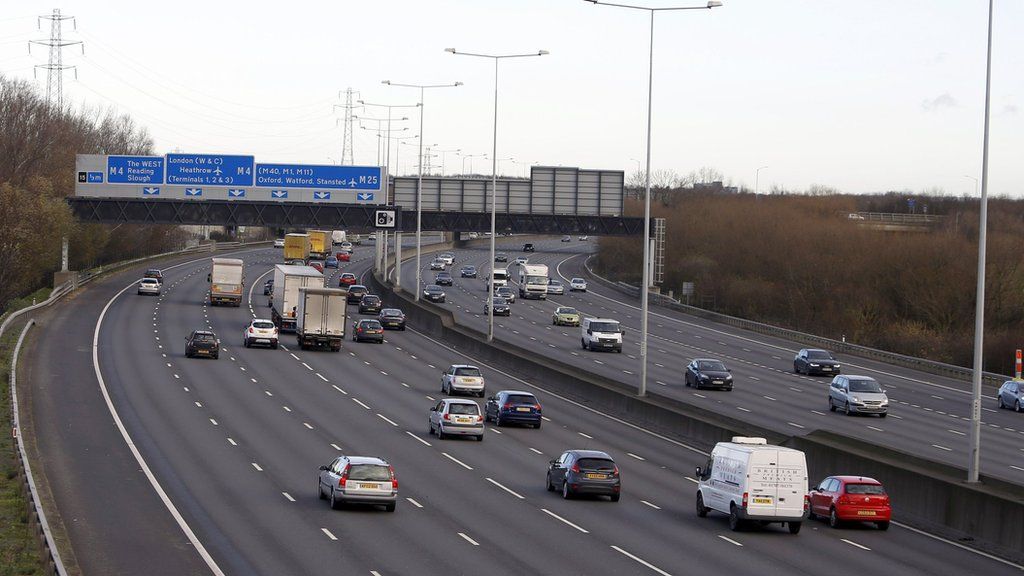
left=271, top=190, right=288, bottom=198
left=185, top=188, right=203, bottom=196
left=214, top=167, right=222, bottom=176
left=143, top=187, right=160, bottom=195
left=313, top=191, right=331, bottom=200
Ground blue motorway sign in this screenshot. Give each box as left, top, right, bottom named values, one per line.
left=107, top=155, right=164, bottom=184
left=255, top=164, right=381, bottom=190
left=166, top=153, right=254, bottom=186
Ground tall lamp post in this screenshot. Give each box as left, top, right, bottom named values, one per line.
left=462, top=153, right=488, bottom=175
left=968, top=0, right=996, bottom=484
left=383, top=80, right=463, bottom=300
left=446, top=47, right=549, bottom=342
left=755, top=165, right=768, bottom=195
left=586, top=0, right=721, bottom=396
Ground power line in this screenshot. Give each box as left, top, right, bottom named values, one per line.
left=29, top=9, right=82, bottom=109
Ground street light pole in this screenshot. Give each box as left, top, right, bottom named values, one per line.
left=755, top=165, right=768, bottom=195
left=447, top=47, right=549, bottom=342
left=586, top=0, right=721, bottom=397
left=462, top=153, right=487, bottom=175
left=968, top=0, right=995, bottom=484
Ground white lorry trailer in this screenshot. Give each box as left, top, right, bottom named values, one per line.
left=270, top=265, right=324, bottom=332
left=518, top=263, right=549, bottom=300
left=209, top=257, right=244, bottom=307
left=295, top=287, right=347, bottom=351
left=695, top=436, right=808, bottom=534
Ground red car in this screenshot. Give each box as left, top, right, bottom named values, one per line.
left=336, top=252, right=351, bottom=262
left=338, top=273, right=357, bottom=287
left=309, top=261, right=324, bottom=273
left=808, top=475, right=891, bottom=530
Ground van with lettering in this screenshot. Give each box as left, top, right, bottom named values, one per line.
left=695, top=437, right=808, bottom=534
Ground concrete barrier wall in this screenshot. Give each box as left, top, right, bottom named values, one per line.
left=370, top=269, right=1024, bottom=562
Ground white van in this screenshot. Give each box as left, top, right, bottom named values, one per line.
left=581, top=318, right=622, bottom=353
left=695, top=437, right=808, bottom=534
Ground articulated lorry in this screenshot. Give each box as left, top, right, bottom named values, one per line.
left=518, top=263, right=549, bottom=300
left=271, top=264, right=324, bottom=332
left=284, top=233, right=310, bottom=263
left=209, top=257, right=244, bottom=306
left=308, top=230, right=332, bottom=260
left=295, top=287, right=347, bottom=351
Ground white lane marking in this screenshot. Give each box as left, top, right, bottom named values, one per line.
left=209, top=419, right=218, bottom=426
left=406, top=431, right=432, bottom=447
left=352, top=398, right=371, bottom=410
left=282, top=492, right=295, bottom=502
left=842, top=539, right=871, bottom=551
left=303, top=422, right=314, bottom=430
left=406, top=497, right=423, bottom=508
left=442, top=452, right=473, bottom=470
left=610, top=545, right=671, bottom=576
left=763, top=396, right=776, bottom=401
left=541, top=416, right=552, bottom=422
left=490, top=428, right=503, bottom=435
left=486, top=477, right=525, bottom=499
left=377, top=413, right=399, bottom=427
left=194, top=401, right=203, bottom=408
left=183, top=387, right=189, bottom=392
left=693, top=393, right=707, bottom=399
left=888, top=414, right=903, bottom=419
left=641, top=500, right=661, bottom=510
left=290, top=353, right=301, bottom=361
left=787, top=422, right=805, bottom=429
left=627, top=452, right=646, bottom=461
left=811, top=410, right=827, bottom=416
left=173, top=374, right=180, bottom=379
left=458, top=532, right=480, bottom=546
left=265, top=390, right=273, bottom=396
left=749, top=376, right=761, bottom=381
left=540, top=508, right=589, bottom=533
left=283, top=406, right=292, bottom=412
left=280, top=344, right=289, bottom=351
left=331, top=443, right=343, bottom=451
left=426, top=395, right=436, bottom=401
left=718, top=535, right=744, bottom=547
left=932, top=444, right=953, bottom=451
left=250, top=378, right=257, bottom=383
left=578, top=432, right=593, bottom=439
left=332, top=385, right=348, bottom=395
left=251, top=463, right=263, bottom=472
left=227, top=438, right=237, bottom=446
left=317, top=373, right=329, bottom=382
left=736, top=406, right=751, bottom=413
left=866, top=426, right=884, bottom=432
left=1011, top=465, right=1024, bottom=472
left=948, top=429, right=966, bottom=436
left=301, top=362, right=313, bottom=371
left=239, top=367, right=247, bottom=372
left=322, top=528, right=338, bottom=541
left=684, top=476, right=698, bottom=484
left=529, top=447, right=544, bottom=455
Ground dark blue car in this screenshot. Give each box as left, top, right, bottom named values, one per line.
left=484, top=390, right=542, bottom=428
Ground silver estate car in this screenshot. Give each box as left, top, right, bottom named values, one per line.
left=318, top=455, right=397, bottom=511
left=828, top=375, right=888, bottom=417
left=137, top=277, right=161, bottom=296
left=441, top=364, right=485, bottom=397
left=429, top=398, right=484, bottom=441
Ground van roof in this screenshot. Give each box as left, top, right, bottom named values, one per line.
left=717, top=439, right=804, bottom=454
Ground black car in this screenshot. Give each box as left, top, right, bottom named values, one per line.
left=423, top=285, right=446, bottom=303
left=484, top=390, right=541, bottom=428
left=484, top=297, right=511, bottom=316
left=352, top=319, right=384, bottom=343
left=144, top=268, right=163, bottom=284
left=460, top=265, right=477, bottom=278
left=546, top=450, right=620, bottom=501
left=435, top=271, right=453, bottom=286
left=523, top=243, right=535, bottom=252
left=684, top=358, right=733, bottom=391
left=495, top=253, right=508, bottom=263
left=378, top=308, right=406, bottom=330
left=263, top=278, right=274, bottom=295
left=359, top=294, right=382, bottom=315
left=185, top=330, right=219, bottom=359
left=794, top=348, right=841, bottom=376
left=346, top=285, right=369, bottom=304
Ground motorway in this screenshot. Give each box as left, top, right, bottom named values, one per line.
left=401, top=238, right=1024, bottom=486
left=24, top=240, right=1021, bottom=575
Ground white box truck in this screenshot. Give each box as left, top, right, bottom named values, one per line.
left=484, top=267, right=509, bottom=291
left=695, top=437, right=808, bottom=534
left=331, top=230, right=347, bottom=245
left=271, top=265, right=324, bottom=333
left=518, top=263, right=549, bottom=300
left=295, top=287, right=347, bottom=351
left=209, top=257, right=244, bottom=307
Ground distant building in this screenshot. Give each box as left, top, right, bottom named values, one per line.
left=692, top=181, right=739, bottom=194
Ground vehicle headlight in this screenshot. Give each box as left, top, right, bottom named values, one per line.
left=809, top=363, right=820, bottom=367
left=850, top=395, right=861, bottom=403
left=700, top=375, right=710, bottom=380
left=834, top=364, right=841, bottom=369
left=880, top=398, right=889, bottom=405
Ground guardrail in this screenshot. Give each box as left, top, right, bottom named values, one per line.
left=582, top=257, right=1009, bottom=389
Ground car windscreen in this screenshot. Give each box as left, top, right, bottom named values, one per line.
left=426, top=285, right=441, bottom=292
left=455, top=367, right=482, bottom=377
left=252, top=321, right=275, bottom=329
left=844, top=483, right=885, bottom=495
left=577, top=458, right=615, bottom=471
left=348, top=464, right=390, bottom=481
left=849, top=379, right=882, bottom=393
left=699, top=361, right=727, bottom=372
left=572, top=278, right=584, bottom=283
left=492, top=298, right=506, bottom=305
left=448, top=403, right=479, bottom=415
left=507, top=394, right=537, bottom=405
left=363, top=296, right=380, bottom=303
left=141, top=278, right=158, bottom=284
left=549, top=280, right=562, bottom=286
left=590, top=322, right=619, bottom=333
left=558, top=308, right=578, bottom=315
left=808, top=350, right=834, bottom=360
left=525, top=275, right=547, bottom=284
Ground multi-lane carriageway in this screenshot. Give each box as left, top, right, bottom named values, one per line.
left=26, top=240, right=1022, bottom=575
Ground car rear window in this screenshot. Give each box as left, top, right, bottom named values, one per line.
left=193, top=334, right=215, bottom=342
left=348, top=464, right=390, bottom=481
left=455, top=367, right=482, bottom=377
left=849, top=379, right=882, bottom=393
left=577, top=458, right=615, bottom=471
left=361, top=321, right=382, bottom=329
left=507, top=394, right=536, bottom=405
left=252, top=321, right=275, bottom=329
left=844, top=483, right=885, bottom=495
left=141, top=278, right=158, bottom=284
left=448, top=403, right=479, bottom=415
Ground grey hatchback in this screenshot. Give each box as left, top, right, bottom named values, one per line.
left=829, top=375, right=888, bottom=416
left=998, top=380, right=1023, bottom=412
left=318, top=455, right=397, bottom=511
left=546, top=449, right=621, bottom=501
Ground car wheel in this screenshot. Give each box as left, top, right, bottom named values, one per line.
left=213, top=353, right=219, bottom=360
left=998, top=396, right=1005, bottom=409
left=844, top=402, right=852, bottom=416
left=495, top=414, right=503, bottom=427
left=877, top=521, right=890, bottom=531
left=318, top=479, right=326, bottom=500
left=1016, top=400, right=1022, bottom=413
left=428, top=421, right=434, bottom=436
left=437, top=425, right=446, bottom=440
left=562, top=480, right=573, bottom=500
left=442, top=380, right=447, bottom=394
left=271, top=343, right=278, bottom=349
left=185, top=349, right=192, bottom=358
left=534, top=420, right=541, bottom=429
left=696, top=492, right=708, bottom=518
left=829, top=397, right=836, bottom=411
left=684, top=376, right=690, bottom=388
left=581, top=338, right=587, bottom=350
left=880, top=412, right=887, bottom=418
left=788, top=521, right=802, bottom=535
left=829, top=507, right=841, bottom=528
left=546, top=473, right=554, bottom=492
left=478, top=390, right=485, bottom=398
left=330, top=489, right=342, bottom=510
left=243, top=338, right=250, bottom=348
left=385, top=502, right=396, bottom=512
left=610, top=494, right=620, bottom=502
left=729, top=504, right=742, bottom=532
left=476, top=434, right=484, bottom=442
left=794, top=362, right=801, bottom=374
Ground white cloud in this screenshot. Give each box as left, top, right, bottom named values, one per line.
left=921, top=93, right=958, bottom=111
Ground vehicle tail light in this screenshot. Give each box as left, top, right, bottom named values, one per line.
left=742, top=492, right=748, bottom=509
left=475, top=415, right=483, bottom=422
left=803, top=495, right=810, bottom=512
left=838, top=495, right=850, bottom=505
left=389, top=465, right=398, bottom=490
left=571, top=462, right=580, bottom=473
left=612, top=465, right=620, bottom=476
left=503, top=403, right=513, bottom=411
left=248, top=327, right=253, bottom=333
left=338, top=465, right=349, bottom=488
left=533, top=404, right=542, bottom=411
left=443, top=413, right=450, bottom=421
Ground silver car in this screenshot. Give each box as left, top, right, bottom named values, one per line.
left=441, top=364, right=485, bottom=397
left=828, top=375, right=888, bottom=417
left=137, top=278, right=161, bottom=296
left=997, top=380, right=1023, bottom=412
left=570, top=277, right=588, bottom=292
left=547, top=279, right=565, bottom=295
left=318, top=455, right=397, bottom=511
left=495, top=286, right=516, bottom=303
left=429, top=398, right=484, bottom=441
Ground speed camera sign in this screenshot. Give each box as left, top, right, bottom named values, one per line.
left=375, top=210, right=397, bottom=228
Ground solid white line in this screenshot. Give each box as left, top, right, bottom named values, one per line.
left=406, top=431, right=432, bottom=447
left=251, top=462, right=263, bottom=472
left=352, top=398, right=371, bottom=409
left=486, top=477, right=525, bottom=499
left=540, top=508, right=589, bottom=533
left=377, top=413, right=399, bottom=427
left=282, top=492, right=295, bottom=502
left=610, top=545, right=671, bottom=576
left=406, top=497, right=423, bottom=508
left=458, top=532, right=480, bottom=546
left=641, top=500, right=661, bottom=509
left=442, top=452, right=473, bottom=470
left=841, top=538, right=871, bottom=551
left=322, top=528, right=338, bottom=541
left=317, top=373, right=329, bottom=382
left=1011, top=465, right=1024, bottom=472
left=717, top=535, right=744, bottom=547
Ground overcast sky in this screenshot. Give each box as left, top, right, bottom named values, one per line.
left=2, top=1, right=1022, bottom=195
